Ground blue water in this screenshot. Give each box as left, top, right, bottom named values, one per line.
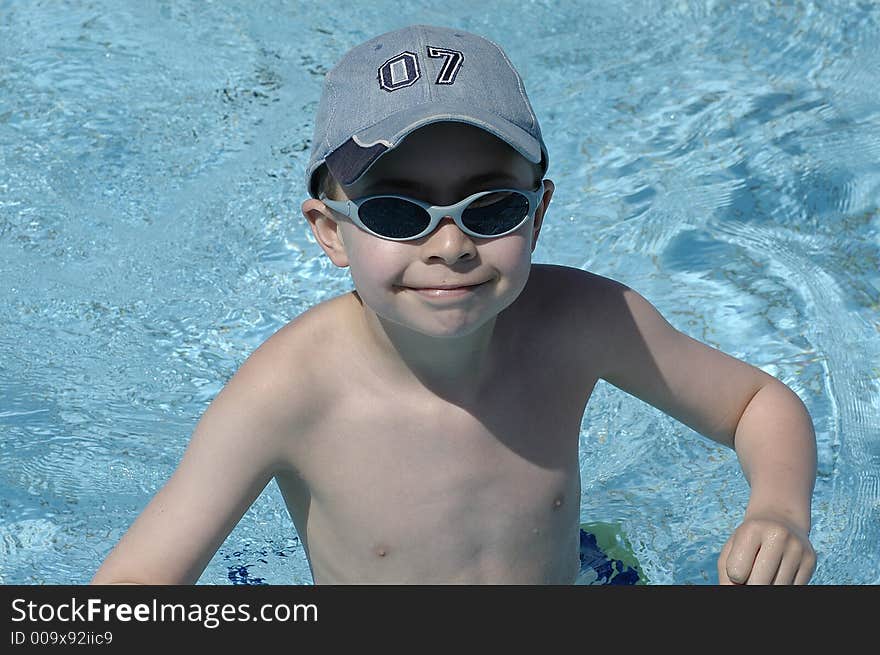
left=1, top=0, right=878, bottom=585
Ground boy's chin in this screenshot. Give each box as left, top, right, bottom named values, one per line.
left=378, top=310, right=495, bottom=340
left=416, top=322, right=491, bottom=340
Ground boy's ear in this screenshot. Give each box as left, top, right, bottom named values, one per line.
left=301, top=199, right=350, bottom=267
left=530, top=179, right=554, bottom=253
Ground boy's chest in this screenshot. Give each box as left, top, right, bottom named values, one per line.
left=273, top=298, right=602, bottom=580
left=285, top=335, right=596, bottom=530
left=310, top=381, right=583, bottom=486
left=305, top=305, right=595, bottom=475
left=282, top=378, right=587, bottom=582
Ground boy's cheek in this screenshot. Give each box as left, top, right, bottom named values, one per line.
left=485, top=233, right=534, bottom=272
left=346, top=248, right=403, bottom=293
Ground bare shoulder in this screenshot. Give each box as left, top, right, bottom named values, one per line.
left=519, top=264, right=630, bottom=354
left=185, top=292, right=361, bottom=478
left=225, top=293, right=352, bottom=431
left=529, top=265, right=774, bottom=446
left=524, top=264, right=687, bottom=376
left=525, top=263, right=628, bottom=307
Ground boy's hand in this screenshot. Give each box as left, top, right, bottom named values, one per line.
left=717, top=514, right=816, bottom=585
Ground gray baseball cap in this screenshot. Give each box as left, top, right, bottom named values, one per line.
left=305, top=24, right=548, bottom=198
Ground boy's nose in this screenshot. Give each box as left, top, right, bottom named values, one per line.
left=421, top=216, right=476, bottom=263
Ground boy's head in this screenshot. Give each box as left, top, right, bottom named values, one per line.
left=301, top=25, right=554, bottom=339
left=304, top=24, right=549, bottom=199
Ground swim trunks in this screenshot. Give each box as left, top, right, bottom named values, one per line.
left=577, top=523, right=645, bottom=585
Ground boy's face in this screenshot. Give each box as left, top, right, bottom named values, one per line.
left=302, top=122, right=554, bottom=339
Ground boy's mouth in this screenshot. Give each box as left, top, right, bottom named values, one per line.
left=405, top=281, right=488, bottom=297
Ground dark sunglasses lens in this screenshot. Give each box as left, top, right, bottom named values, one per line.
left=461, top=191, right=531, bottom=236
left=358, top=197, right=430, bottom=239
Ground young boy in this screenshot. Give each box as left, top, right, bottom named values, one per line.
left=92, top=25, right=817, bottom=585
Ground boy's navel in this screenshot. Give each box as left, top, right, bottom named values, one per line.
left=553, top=495, right=564, bottom=509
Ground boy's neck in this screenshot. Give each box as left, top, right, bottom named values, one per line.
left=353, top=297, right=499, bottom=403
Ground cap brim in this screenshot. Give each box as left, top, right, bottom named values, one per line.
left=323, top=103, right=545, bottom=191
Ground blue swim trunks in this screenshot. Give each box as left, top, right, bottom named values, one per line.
left=577, top=526, right=644, bottom=585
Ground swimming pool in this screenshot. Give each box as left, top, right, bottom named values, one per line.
left=1, top=0, right=878, bottom=585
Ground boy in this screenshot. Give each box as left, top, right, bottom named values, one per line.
left=92, top=25, right=817, bottom=585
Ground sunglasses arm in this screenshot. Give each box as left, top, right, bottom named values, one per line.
left=319, top=196, right=354, bottom=219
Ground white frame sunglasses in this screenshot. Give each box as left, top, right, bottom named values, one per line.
left=319, top=180, right=545, bottom=241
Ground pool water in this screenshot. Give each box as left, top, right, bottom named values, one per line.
left=1, top=0, right=878, bottom=585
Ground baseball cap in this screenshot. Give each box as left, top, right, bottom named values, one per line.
left=305, top=24, right=549, bottom=198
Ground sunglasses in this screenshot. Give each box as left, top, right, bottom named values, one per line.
left=319, top=180, right=545, bottom=241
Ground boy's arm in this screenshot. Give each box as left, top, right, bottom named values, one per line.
left=718, top=380, right=817, bottom=584
left=583, top=274, right=817, bottom=585
left=91, top=339, right=303, bottom=585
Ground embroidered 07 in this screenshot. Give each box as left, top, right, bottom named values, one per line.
left=378, top=46, right=464, bottom=91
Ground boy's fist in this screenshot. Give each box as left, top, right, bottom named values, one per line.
left=717, top=515, right=816, bottom=585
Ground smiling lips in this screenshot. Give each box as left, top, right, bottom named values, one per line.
left=408, top=281, right=487, bottom=297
